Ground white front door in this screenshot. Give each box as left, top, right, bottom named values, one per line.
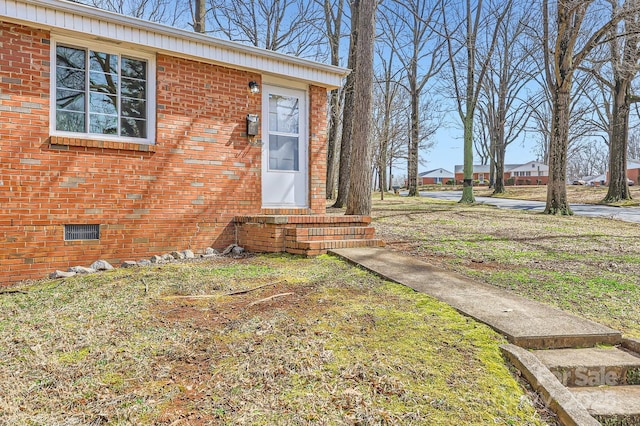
left=261, top=85, right=308, bottom=208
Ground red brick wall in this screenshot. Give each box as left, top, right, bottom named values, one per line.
left=0, top=22, right=329, bottom=285
left=308, top=85, right=328, bottom=213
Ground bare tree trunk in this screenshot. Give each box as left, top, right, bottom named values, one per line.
left=194, top=0, right=205, bottom=33
left=542, top=0, right=629, bottom=214
left=323, top=0, right=345, bottom=200
left=489, top=135, right=496, bottom=189
left=326, top=89, right=341, bottom=199
left=604, top=78, right=632, bottom=202
left=332, top=0, right=359, bottom=209
left=346, top=0, right=376, bottom=215
left=407, top=89, right=420, bottom=196
left=494, top=143, right=506, bottom=193
left=546, top=86, right=572, bottom=214
left=461, top=111, right=475, bottom=202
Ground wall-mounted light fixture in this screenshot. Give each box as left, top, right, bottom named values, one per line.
left=248, top=81, right=260, bottom=94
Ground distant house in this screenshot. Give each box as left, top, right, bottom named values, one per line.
left=604, top=159, right=640, bottom=185
left=454, top=161, right=549, bottom=185
left=628, top=159, right=640, bottom=185
left=453, top=164, right=494, bottom=184
left=419, top=168, right=454, bottom=185
left=585, top=175, right=607, bottom=186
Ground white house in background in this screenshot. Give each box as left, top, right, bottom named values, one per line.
left=419, top=168, right=455, bottom=184
left=505, top=161, right=549, bottom=184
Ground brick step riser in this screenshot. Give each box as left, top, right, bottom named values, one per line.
left=285, top=227, right=376, bottom=241
left=286, top=239, right=385, bottom=252
left=550, top=365, right=640, bottom=387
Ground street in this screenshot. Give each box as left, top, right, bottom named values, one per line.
left=419, top=191, right=640, bottom=224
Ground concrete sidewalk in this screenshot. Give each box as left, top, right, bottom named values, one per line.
left=330, top=247, right=621, bottom=349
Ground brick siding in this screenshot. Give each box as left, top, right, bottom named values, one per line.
left=0, top=22, right=328, bottom=285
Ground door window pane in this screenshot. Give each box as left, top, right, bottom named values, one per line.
left=269, top=95, right=299, bottom=133
left=269, top=135, right=299, bottom=171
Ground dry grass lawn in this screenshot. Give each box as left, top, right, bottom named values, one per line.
left=0, top=255, right=547, bottom=425
left=369, top=194, right=640, bottom=338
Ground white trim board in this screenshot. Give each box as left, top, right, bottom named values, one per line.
left=0, top=0, right=349, bottom=90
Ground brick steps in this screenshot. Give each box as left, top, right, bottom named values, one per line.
left=235, top=214, right=384, bottom=256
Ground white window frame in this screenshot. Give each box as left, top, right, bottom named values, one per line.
left=50, top=35, right=156, bottom=145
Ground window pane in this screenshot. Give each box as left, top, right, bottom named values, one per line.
left=121, top=98, right=146, bottom=119
left=56, top=46, right=85, bottom=70
left=269, top=134, right=299, bottom=171
left=55, top=46, right=150, bottom=140
left=56, top=89, right=85, bottom=111
left=90, top=51, right=117, bottom=74
left=121, top=78, right=146, bottom=99
left=121, top=118, right=146, bottom=139
left=56, top=110, right=85, bottom=132
left=90, top=114, right=117, bottom=135
left=56, top=67, right=85, bottom=90
left=90, top=71, right=118, bottom=94
left=90, top=93, right=118, bottom=115
left=121, top=57, right=146, bottom=80
left=269, top=95, right=299, bottom=134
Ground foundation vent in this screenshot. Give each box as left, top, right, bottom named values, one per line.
left=64, top=224, right=100, bottom=241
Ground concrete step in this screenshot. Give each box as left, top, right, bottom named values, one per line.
left=285, top=226, right=376, bottom=242
left=533, top=347, right=640, bottom=387
left=570, top=385, right=640, bottom=424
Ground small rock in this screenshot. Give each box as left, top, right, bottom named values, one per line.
left=201, top=253, right=217, bottom=259
left=121, top=261, right=138, bottom=268
left=68, top=266, right=96, bottom=274
left=50, top=270, right=76, bottom=279
left=138, top=259, right=151, bottom=266
left=171, top=251, right=185, bottom=260
left=222, top=244, right=237, bottom=255
left=231, top=246, right=245, bottom=256
left=150, top=255, right=163, bottom=263
left=182, top=249, right=195, bottom=259
left=90, top=260, right=114, bottom=271
left=204, top=247, right=218, bottom=255
left=161, top=253, right=174, bottom=261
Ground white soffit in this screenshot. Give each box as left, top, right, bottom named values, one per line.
left=0, top=0, right=349, bottom=90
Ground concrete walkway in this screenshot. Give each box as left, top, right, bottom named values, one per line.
left=330, top=247, right=621, bottom=349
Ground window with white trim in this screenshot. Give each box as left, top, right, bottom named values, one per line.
left=52, top=39, right=155, bottom=143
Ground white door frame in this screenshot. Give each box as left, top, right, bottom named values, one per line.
left=261, top=84, right=308, bottom=208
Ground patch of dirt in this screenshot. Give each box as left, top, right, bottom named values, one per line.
left=147, top=281, right=343, bottom=424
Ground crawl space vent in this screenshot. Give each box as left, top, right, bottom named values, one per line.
left=64, top=224, right=100, bottom=241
